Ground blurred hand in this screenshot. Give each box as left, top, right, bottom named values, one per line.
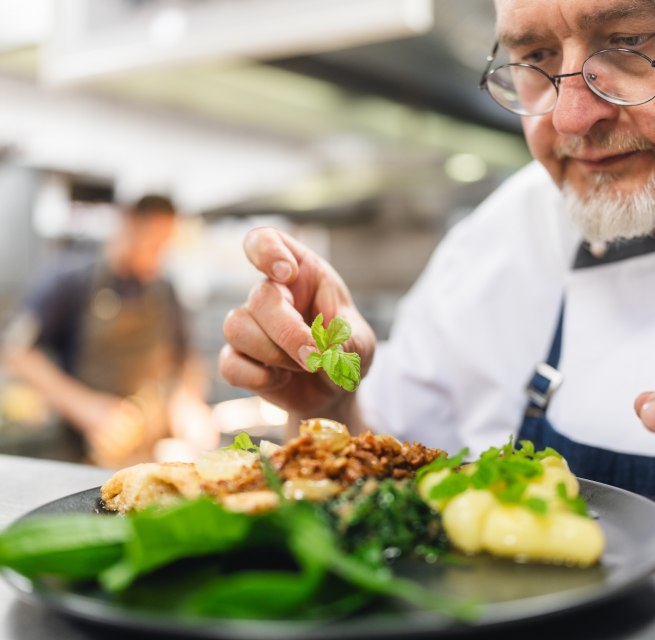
left=75, top=391, right=146, bottom=468
left=635, top=391, right=655, bottom=432
left=219, top=227, right=376, bottom=421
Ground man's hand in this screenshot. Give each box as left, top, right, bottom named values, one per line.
left=218, top=227, right=375, bottom=427
left=76, top=392, right=147, bottom=468
left=635, top=391, right=655, bottom=432
left=2, top=346, right=147, bottom=466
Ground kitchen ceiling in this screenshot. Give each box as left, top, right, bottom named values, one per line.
left=0, top=0, right=517, bottom=136
left=0, top=0, right=529, bottom=215
left=272, top=0, right=519, bottom=136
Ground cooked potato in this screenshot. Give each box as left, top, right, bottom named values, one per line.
left=420, top=454, right=605, bottom=567
left=441, top=489, right=497, bottom=554
left=481, top=504, right=605, bottom=567
left=522, top=456, right=579, bottom=504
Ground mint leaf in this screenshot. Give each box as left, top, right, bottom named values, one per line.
left=306, top=351, right=323, bottom=372
left=306, top=314, right=361, bottom=392
left=325, top=316, right=351, bottom=346
left=416, top=439, right=589, bottom=519
left=223, top=432, right=258, bottom=452
left=415, top=448, right=467, bottom=484
left=556, top=482, right=589, bottom=517
left=523, top=497, right=548, bottom=514
left=311, top=313, right=329, bottom=352
left=326, top=349, right=361, bottom=392
left=428, top=473, right=470, bottom=501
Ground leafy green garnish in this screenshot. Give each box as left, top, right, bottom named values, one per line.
left=306, top=313, right=361, bottom=392
left=100, top=498, right=251, bottom=591
left=222, top=432, right=258, bottom=452
left=556, top=481, right=589, bottom=517
left=0, top=514, right=128, bottom=579
left=0, top=496, right=477, bottom=622
left=415, top=448, right=468, bottom=484
left=422, top=438, right=580, bottom=516
left=320, top=478, right=447, bottom=563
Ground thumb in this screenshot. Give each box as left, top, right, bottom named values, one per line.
left=634, top=391, right=655, bottom=432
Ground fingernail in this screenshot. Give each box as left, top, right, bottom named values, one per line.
left=272, top=260, right=292, bottom=281
left=298, top=345, right=317, bottom=369
left=640, top=401, right=655, bottom=431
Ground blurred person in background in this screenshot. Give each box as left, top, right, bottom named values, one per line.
left=2, top=194, right=218, bottom=468
left=219, top=0, right=655, bottom=497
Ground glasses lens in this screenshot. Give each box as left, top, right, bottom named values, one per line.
left=584, top=49, right=655, bottom=105
left=486, top=64, right=558, bottom=115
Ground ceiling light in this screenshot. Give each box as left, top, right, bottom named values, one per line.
left=148, top=7, right=188, bottom=47
left=444, top=153, right=487, bottom=183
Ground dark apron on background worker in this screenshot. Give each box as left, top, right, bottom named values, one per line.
left=518, top=239, right=655, bottom=498
left=72, top=263, right=183, bottom=467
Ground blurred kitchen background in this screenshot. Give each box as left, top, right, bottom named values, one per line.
left=0, top=0, right=530, bottom=459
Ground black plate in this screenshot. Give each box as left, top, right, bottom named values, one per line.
left=4, top=479, right=655, bottom=639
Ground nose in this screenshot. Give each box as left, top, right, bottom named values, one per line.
left=550, top=72, right=620, bottom=136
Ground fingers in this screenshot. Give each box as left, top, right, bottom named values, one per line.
left=243, top=227, right=304, bottom=284
left=87, top=401, right=145, bottom=466
left=635, top=391, right=655, bottom=432
left=234, top=279, right=317, bottom=369
left=218, top=344, right=292, bottom=394
left=222, top=305, right=302, bottom=370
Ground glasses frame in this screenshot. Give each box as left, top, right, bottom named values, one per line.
left=479, top=42, right=655, bottom=116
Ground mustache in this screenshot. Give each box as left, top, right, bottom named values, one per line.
left=554, top=131, right=655, bottom=159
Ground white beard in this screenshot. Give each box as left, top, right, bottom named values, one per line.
left=561, top=173, right=655, bottom=245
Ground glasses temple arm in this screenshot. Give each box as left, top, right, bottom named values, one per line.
left=479, top=41, right=500, bottom=89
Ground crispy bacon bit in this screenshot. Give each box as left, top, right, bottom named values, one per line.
left=202, top=431, right=446, bottom=499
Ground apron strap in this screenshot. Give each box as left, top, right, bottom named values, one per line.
left=525, top=236, right=655, bottom=419
left=525, top=300, right=564, bottom=417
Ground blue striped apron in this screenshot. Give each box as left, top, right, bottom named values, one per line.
left=518, top=238, right=655, bottom=498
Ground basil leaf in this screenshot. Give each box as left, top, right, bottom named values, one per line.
left=182, top=569, right=324, bottom=619
left=0, top=514, right=128, bottom=579
left=100, top=498, right=251, bottom=591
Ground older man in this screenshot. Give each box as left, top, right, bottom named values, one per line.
left=219, top=0, right=655, bottom=496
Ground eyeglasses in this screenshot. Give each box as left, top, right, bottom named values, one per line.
left=479, top=42, right=655, bottom=116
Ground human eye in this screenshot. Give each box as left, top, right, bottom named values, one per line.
left=516, top=48, right=559, bottom=73
left=522, top=49, right=547, bottom=64
left=608, top=33, right=653, bottom=49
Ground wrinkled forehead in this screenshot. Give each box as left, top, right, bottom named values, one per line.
left=494, top=0, right=655, bottom=47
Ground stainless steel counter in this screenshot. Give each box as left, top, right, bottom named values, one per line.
left=1, top=453, right=654, bottom=640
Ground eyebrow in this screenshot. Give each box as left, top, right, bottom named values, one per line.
left=577, top=0, right=655, bottom=29
left=497, top=0, right=655, bottom=49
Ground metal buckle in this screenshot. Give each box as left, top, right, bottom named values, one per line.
left=526, top=362, right=563, bottom=409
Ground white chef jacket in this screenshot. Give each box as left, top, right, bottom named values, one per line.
left=358, top=161, right=655, bottom=459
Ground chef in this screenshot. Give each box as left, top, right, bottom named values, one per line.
left=3, top=194, right=217, bottom=467
left=217, top=0, right=655, bottom=498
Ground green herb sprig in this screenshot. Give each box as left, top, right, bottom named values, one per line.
left=306, top=313, right=361, bottom=392
left=420, top=438, right=582, bottom=516
left=222, top=432, right=258, bottom=452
